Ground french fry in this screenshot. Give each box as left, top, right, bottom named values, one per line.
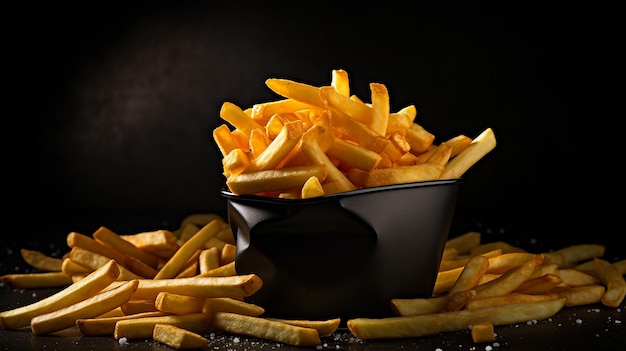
left=0, top=259, right=120, bottom=330
left=0, top=272, right=72, bottom=289
left=265, top=78, right=326, bottom=109
left=470, top=241, right=526, bottom=256
left=76, top=311, right=167, bottom=336
left=442, top=134, right=472, bottom=158
left=131, top=274, right=263, bottom=301
left=20, top=249, right=63, bottom=272
left=219, top=101, right=265, bottom=138
left=202, top=297, right=265, bottom=316
left=69, top=247, right=144, bottom=280
left=300, top=176, right=325, bottom=198
left=513, top=273, right=562, bottom=294
left=440, top=127, right=497, bottom=179
left=444, top=231, right=481, bottom=255
left=244, top=120, right=303, bottom=172
left=555, top=244, right=606, bottom=268
left=347, top=298, right=566, bottom=340
left=155, top=292, right=205, bottom=315
left=471, top=323, right=495, bottom=343
left=114, top=313, right=210, bottom=340
left=448, top=255, right=490, bottom=294
left=61, top=257, right=91, bottom=276
left=93, top=226, right=161, bottom=269
left=473, top=254, right=545, bottom=299
left=199, top=261, right=235, bottom=278
left=30, top=279, right=138, bottom=335
left=155, top=219, right=224, bottom=279
left=198, top=247, right=220, bottom=274
left=220, top=244, right=237, bottom=266
left=347, top=163, right=444, bottom=188
left=264, top=317, right=341, bottom=337
left=391, top=295, right=449, bottom=317
left=466, top=293, right=559, bottom=310
left=593, top=258, right=626, bottom=307
left=153, top=323, right=209, bottom=350
left=211, top=312, right=321, bottom=347
left=226, top=164, right=328, bottom=195
left=547, top=285, right=606, bottom=307
left=557, top=268, right=600, bottom=286
left=319, top=86, right=373, bottom=125
left=120, top=299, right=158, bottom=315
left=486, top=252, right=538, bottom=274
left=121, top=229, right=179, bottom=260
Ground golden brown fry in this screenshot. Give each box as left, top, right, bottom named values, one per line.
left=465, top=293, right=559, bottom=310
left=440, top=127, right=496, bottom=179
left=264, top=317, right=341, bottom=337
left=155, top=219, right=223, bottom=279
left=93, top=226, right=161, bottom=269
left=444, top=232, right=481, bottom=255
left=219, top=102, right=265, bottom=138
left=474, top=254, right=545, bottom=299
left=348, top=298, right=565, bottom=340
left=20, top=249, right=63, bottom=272
left=114, top=313, right=210, bottom=340
left=213, top=123, right=241, bottom=157
left=121, top=230, right=179, bottom=260
left=220, top=244, right=237, bottom=266
left=155, top=292, right=205, bottom=315
left=439, top=249, right=500, bottom=273
left=244, top=120, right=303, bottom=173
left=470, top=241, right=526, bottom=256
left=331, top=69, right=350, bottom=96
left=0, top=259, right=120, bottom=330
left=251, top=98, right=318, bottom=125
left=442, top=134, right=472, bottom=158
left=391, top=295, right=449, bottom=317
left=405, top=123, right=435, bottom=154
left=61, top=258, right=91, bottom=276
left=226, top=164, right=328, bottom=195
left=153, top=323, right=209, bottom=350
left=347, top=163, right=444, bottom=188
left=211, top=312, right=321, bottom=347
left=555, top=244, right=606, bottom=268
left=202, top=297, right=265, bottom=316
left=265, top=78, right=326, bottom=109
left=557, top=268, right=600, bottom=286
left=593, top=258, right=626, bottom=307
left=470, top=323, right=495, bottom=343
left=369, top=83, right=390, bottom=136
left=442, top=289, right=477, bottom=312
left=319, top=86, right=373, bottom=125
left=69, top=247, right=143, bottom=280
left=67, top=232, right=128, bottom=267
left=513, top=273, right=562, bottom=294
left=0, top=272, right=72, bottom=289
left=199, top=247, right=220, bottom=274
left=132, top=274, right=263, bottom=301
left=486, top=252, right=538, bottom=274
left=30, top=279, right=138, bottom=335
left=448, top=255, right=490, bottom=294
left=121, top=299, right=158, bottom=315
left=326, top=137, right=382, bottom=171
left=547, top=285, right=606, bottom=307
left=76, top=311, right=167, bottom=336
left=301, top=176, right=325, bottom=199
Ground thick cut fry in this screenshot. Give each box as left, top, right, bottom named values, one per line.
left=448, top=255, right=490, bottom=294
left=199, top=247, right=220, bottom=274
left=264, top=317, right=341, bottom=337
left=226, top=164, right=328, bottom=195
left=0, top=260, right=120, bottom=330
left=114, top=313, right=210, bottom=340
left=211, top=312, right=321, bottom=347
left=67, top=232, right=128, bottom=267
left=547, top=285, right=606, bottom=307
left=0, top=272, right=72, bottom=289
left=466, top=293, right=559, bottom=310
left=155, top=219, right=223, bottom=279
left=556, top=244, right=606, bottom=268
left=474, top=254, right=545, bottom=299
left=442, top=134, right=472, bottom=157
left=121, top=299, right=158, bottom=315
left=391, top=295, right=449, bottom=317
left=593, top=258, right=626, bottom=307
left=93, top=226, right=161, bottom=269
left=61, top=258, right=91, bottom=276
left=440, top=127, right=496, bottom=179
left=471, top=323, right=495, bottom=343
left=486, top=252, right=538, bottom=274
left=331, top=69, right=350, bottom=96
left=319, top=86, right=373, bottom=125
left=439, top=249, right=500, bottom=272
left=347, top=163, right=444, bottom=188
left=329, top=109, right=389, bottom=153
left=69, top=247, right=144, bottom=280
left=513, top=273, right=563, bottom=294
left=369, top=83, right=390, bottom=136
left=76, top=311, right=167, bottom=336
left=132, top=274, right=263, bottom=301
left=30, top=279, right=138, bottom=335
left=244, top=120, right=303, bottom=172
left=557, top=268, right=600, bottom=286
left=153, top=323, right=209, bottom=350
left=20, top=249, right=63, bottom=272
left=219, top=102, right=265, bottom=138
left=445, top=232, right=481, bottom=255
left=301, top=176, right=325, bottom=198
left=213, top=123, right=240, bottom=157
left=405, top=123, right=435, bottom=154
left=265, top=78, right=326, bottom=109
left=121, top=230, right=179, bottom=260
left=470, top=241, right=526, bottom=256
left=326, top=137, right=382, bottom=171
left=301, top=137, right=357, bottom=192
left=347, top=298, right=566, bottom=340
left=155, top=292, right=205, bottom=315
left=202, top=297, right=265, bottom=316
left=251, top=98, right=317, bottom=124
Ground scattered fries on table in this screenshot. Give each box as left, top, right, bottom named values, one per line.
left=1, top=213, right=624, bottom=347
left=215, top=69, right=497, bottom=198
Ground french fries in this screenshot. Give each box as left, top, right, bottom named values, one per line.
left=2, top=216, right=624, bottom=348
left=214, top=69, right=496, bottom=198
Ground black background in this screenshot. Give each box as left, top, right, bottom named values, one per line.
left=3, top=2, right=621, bottom=256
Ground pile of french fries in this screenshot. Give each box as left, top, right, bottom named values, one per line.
left=214, top=69, right=497, bottom=198
left=2, top=213, right=625, bottom=347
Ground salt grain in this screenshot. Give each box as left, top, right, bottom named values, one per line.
left=118, top=337, right=128, bottom=345
left=575, top=319, right=583, bottom=325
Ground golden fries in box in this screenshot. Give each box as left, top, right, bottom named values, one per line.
left=214, top=69, right=496, bottom=198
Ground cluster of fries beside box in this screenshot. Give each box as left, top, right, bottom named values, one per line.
left=1, top=214, right=625, bottom=347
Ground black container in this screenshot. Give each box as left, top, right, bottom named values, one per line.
left=221, top=179, right=463, bottom=321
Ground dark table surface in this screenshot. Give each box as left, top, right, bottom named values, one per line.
left=1, top=210, right=624, bottom=351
